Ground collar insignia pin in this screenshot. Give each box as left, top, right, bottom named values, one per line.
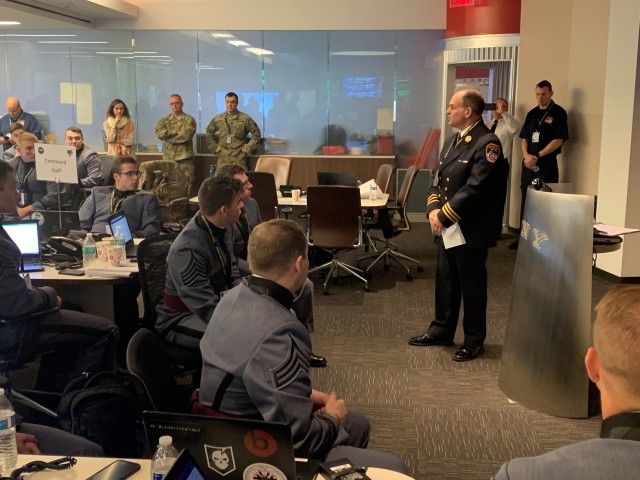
left=465, top=135, right=472, bottom=143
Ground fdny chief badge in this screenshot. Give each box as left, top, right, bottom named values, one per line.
left=485, top=143, right=501, bottom=164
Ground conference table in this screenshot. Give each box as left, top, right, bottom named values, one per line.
left=15, top=455, right=415, bottom=480
left=189, top=193, right=390, bottom=209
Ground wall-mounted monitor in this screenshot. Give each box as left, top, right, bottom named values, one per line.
left=343, top=76, right=383, bottom=99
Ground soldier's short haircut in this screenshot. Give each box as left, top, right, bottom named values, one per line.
left=0, top=160, right=15, bottom=188
left=248, top=219, right=307, bottom=277
left=198, top=176, right=242, bottom=216
left=66, top=125, right=83, bottom=136
left=225, top=92, right=239, bottom=102
left=215, top=163, right=246, bottom=179
left=536, top=80, right=553, bottom=90
left=169, top=94, right=183, bottom=102
left=17, top=132, right=37, bottom=145
left=112, top=156, right=137, bottom=176
left=461, top=90, right=485, bottom=117
left=594, top=285, right=640, bottom=397
left=9, top=122, right=24, bottom=134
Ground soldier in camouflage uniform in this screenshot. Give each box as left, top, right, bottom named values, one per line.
left=154, top=94, right=197, bottom=196
left=205, top=92, right=261, bottom=170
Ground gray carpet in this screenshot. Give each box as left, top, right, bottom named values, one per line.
left=308, top=226, right=611, bottom=479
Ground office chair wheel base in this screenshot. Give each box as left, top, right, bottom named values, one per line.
left=417, top=266, right=424, bottom=272
left=364, top=285, right=371, bottom=292
left=406, top=274, right=413, bottom=281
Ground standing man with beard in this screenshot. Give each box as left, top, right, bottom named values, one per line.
left=408, top=89, right=508, bottom=362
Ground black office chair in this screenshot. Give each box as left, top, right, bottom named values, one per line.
left=126, top=328, right=191, bottom=413
left=357, top=164, right=424, bottom=280
left=0, top=308, right=60, bottom=418
left=306, top=186, right=370, bottom=294
left=246, top=171, right=292, bottom=220
left=136, top=234, right=202, bottom=375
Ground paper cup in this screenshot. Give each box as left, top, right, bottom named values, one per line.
left=292, top=189, right=301, bottom=202
left=96, top=241, right=110, bottom=263
left=107, top=244, right=125, bottom=267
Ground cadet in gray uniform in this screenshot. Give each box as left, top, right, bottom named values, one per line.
left=10, top=133, right=68, bottom=219
left=199, top=220, right=408, bottom=473
left=206, top=92, right=261, bottom=170
left=65, top=126, right=102, bottom=189
left=154, top=94, right=197, bottom=196
left=80, top=156, right=161, bottom=237
left=215, top=163, right=327, bottom=367
left=0, top=161, right=118, bottom=389
left=2, top=122, right=24, bottom=162
left=155, top=176, right=243, bottom=349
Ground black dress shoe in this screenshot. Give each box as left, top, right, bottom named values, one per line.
left=452, top=345, right=485, bottom=362
left=310, top=353, right=327, bottom=368
left=408, top=332, right=454, bottom=347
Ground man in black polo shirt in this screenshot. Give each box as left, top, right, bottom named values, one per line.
left=512, top=80, right=569, bottom=249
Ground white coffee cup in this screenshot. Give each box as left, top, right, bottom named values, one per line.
left=292, top=189, right=301, bottom=202
left=107, top=244, right=124, bottom=267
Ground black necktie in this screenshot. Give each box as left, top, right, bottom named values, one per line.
left=239, top=208, right=250, bottom=258
left=490, top=120, right=498, bottom=133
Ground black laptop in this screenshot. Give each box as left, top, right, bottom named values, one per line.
left=29, top=210, right=80, bottom=239
left=317, top=171, right=358, bottom=187
left=2, top=220, right=45, bottom=272
left=142, top=411, right=297, bottom=480
left=107, top=211, right=137, bottom=258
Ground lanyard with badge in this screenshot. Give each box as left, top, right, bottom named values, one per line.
left=224, top=115, right=234, bottom=144
left=200, top=212, right=231, bottom=288
left=532, top=100, right=554, bottom=144
left=18, top=161, right=34, bottom=206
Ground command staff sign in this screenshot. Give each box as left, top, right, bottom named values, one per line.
left=35, top=143, right=78, bottom=185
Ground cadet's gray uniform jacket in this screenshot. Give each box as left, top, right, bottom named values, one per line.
left=10, top=156, right=68, bottom=210
left=199, top=278, right=341, bottom=458
left=155, top=213, right=241, bottom=347
left=79, top=186, right=161, bottom=238
left=0, top=226, right=56, bottom=350
left=75, top=145, right=102, bottom=189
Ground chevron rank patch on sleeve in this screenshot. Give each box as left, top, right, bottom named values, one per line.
left=270, top=334, right=310, bottom=390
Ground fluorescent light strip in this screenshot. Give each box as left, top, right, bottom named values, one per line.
left=38, top=41, right=108, bottom=44
left=246, top=48, right=274, bottom=56
left=228, top=40, right=249, bottom=47
left=0, top=21, right=20, bottom=25
left=211, top=33, right=234, bottom=38
left=331, top=51, right=395, bottom=56
left=1, top=34, right=76, bottom=37
left=96, top=51, right=157, bottom=54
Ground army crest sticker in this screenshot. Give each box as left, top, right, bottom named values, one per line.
left=485, top=143, right=501, bottom=164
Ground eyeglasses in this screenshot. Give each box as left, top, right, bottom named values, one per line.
left=66, top=136, right=82, bottom=141
left=118, top=170, right=141, bottom=178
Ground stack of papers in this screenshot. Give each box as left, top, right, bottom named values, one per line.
left=84, top=265, right=138, bottom=278
left=593, top=223, right=640, bottom=236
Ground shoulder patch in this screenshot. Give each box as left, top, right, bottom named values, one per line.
left=270, top=334, right=309, bottom=390
left=485, top=143, right=501, bottom=164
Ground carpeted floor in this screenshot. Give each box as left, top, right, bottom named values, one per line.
left=307, top=225, right=613, bottom=480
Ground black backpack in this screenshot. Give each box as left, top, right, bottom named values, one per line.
left=57, top=372, right=144, bottom=457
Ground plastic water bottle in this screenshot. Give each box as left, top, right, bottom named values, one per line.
left=369, top=183, right=378, bottom=201
left=0, top=388, right=17, bottom=472
left=114, top=226, right=126, bottom=266
left=151, top=435, right=179, bottom=480
left=209, top=163, right=216, bottom=177
left=82, top=232, right=97, bottom=267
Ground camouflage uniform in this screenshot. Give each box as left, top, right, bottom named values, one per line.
left=154, top=112, right=197, bottom=195
left=205, top=111, right=261, bottom=170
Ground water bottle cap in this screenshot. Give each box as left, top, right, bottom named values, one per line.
left=0, top=388, right=4, bottom=396
left=159, top=435, right=172, bottom=446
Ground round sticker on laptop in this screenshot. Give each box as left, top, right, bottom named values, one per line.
left=243, top=463, right=286, bottom=480
left=244, top=430, right=278, bottom=458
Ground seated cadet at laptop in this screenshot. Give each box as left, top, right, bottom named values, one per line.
left=2, top=122, right=24, bottom=162
left=215, top=163, right=327, bottom=368
left=155, top=176, right=242, bottom=348
left=79, top=156, right=161, bottom=237
left=10, top=133, right=69, bottom=219
left=0, top=161, right=119, bottom=389
left=199, top=220, right=408, bottom=474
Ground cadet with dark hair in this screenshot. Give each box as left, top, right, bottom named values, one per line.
left=199, top=219, right=408, bottom=473
left=155, top=176, right=243, bottom=348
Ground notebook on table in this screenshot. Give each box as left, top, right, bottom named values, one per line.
left=142, top=411, right=298, bottom=480
left=107, top=211, right=137, bottom=258
left=1, top=220, right=45, bottom=272
left=317, top=171, right=358, bottom=187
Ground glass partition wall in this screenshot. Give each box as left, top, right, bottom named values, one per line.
left=0, top=29, right=443, bottom=156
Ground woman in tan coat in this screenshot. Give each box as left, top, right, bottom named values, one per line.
left=103, top=98, right=135, bottom=156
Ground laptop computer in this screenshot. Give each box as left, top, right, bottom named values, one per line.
left=107, top=211, right=137, bottom=258
left=317, top=171, right=358, bottom=187
left=29, top=210, right=80, bottom=239
left=142, top=411, right=297, bottom=480
left=1, top=220, right=45, bottom=272
left=166, top=449, right=206, bottom=480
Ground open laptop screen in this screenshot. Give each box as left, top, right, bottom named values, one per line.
left=2, top=221, right=41, bottom=255
left=107, top=211, right=133, bottom=244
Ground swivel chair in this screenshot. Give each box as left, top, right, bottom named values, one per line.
left=254, top=155, right=292, bottom=189
left=246, top=171, right=291, bottom=220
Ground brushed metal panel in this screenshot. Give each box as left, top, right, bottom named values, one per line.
left=499, top=188, right=594, bottom=418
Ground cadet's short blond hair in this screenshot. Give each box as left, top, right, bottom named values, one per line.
left=594, top=285, right=640, bottom=396
left=248, top=220, right=307, bottom=277
left=17, top=132, right=37, bottom=145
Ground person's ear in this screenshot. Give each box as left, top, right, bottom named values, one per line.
left=293, top=255, right=304, bottom=275
left=585, top=347, right=600, bottom=384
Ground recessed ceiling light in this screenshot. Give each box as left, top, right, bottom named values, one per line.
left=228, top=40, right=249, bottom=47
left=0, top=21, right=20, bottom=26
left=211, top=33, right=234, bottom=38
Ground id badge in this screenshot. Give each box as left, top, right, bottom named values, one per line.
left=532, top=131, right=540, bottom=143
left=226, top=135, right=232, bottom=144
left=20, top=192, right=26, bottom=206
left=432, top=171, right=440, bottom=187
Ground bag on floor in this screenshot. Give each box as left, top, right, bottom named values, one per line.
left=57, top=371, right=142, bottom=457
